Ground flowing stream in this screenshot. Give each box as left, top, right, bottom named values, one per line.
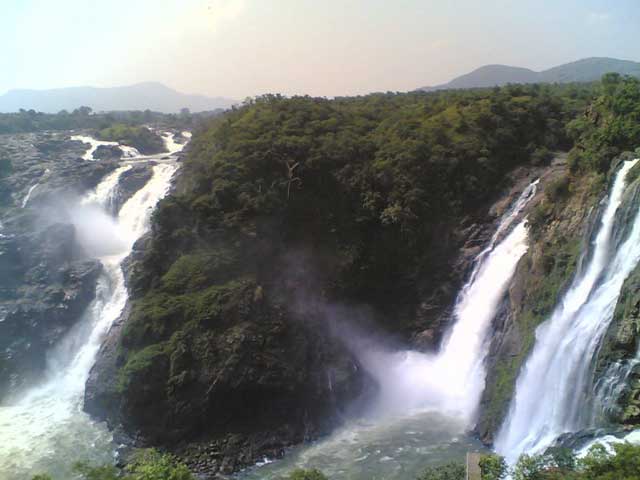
left=70, top=135, right=140, bottom=160
left=0, top=134, right=183, bottom=479
left=242, top=180, right=538, bottom=479
left=496, top=159, right=640, bottom=463
left=21, top=183, right=40, bottom=208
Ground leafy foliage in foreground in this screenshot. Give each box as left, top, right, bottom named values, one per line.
left=477, top=443, right=640, bottom=480
left=284, top=468, right=329, bottom=480
left=30, top=449, right=193, bottom=480
left=417, top=462, right=466, bottom=480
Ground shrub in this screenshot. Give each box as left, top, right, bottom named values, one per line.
left=531, top=147, right=553, bottom=165
left=417, top=462, right=465, bottom=480
left=512, top=453, right=547, bottom=480
left=545, top=175, right=570, bottom=202
left=73, top=462, right=119, bottom=480
left=125, top=449, right=193, bottom=480
left=285, top=468, right=329, bottom=480
left=479, top=454, right=508, bottom=480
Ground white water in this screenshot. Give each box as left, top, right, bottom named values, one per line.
left=21, top=183, right=39, bottom=208
left=71, top=135, right=141, bottom=160
left=0, top=161, right=178, bottom=479
left=577, top=429, right=640, bottom=457
left=496, top=159, right=640, bottom=463
left=81, top=165, right=132, bottom=207
left=242, top=181, right=538, bottom=480
left=363, top=220, right=530, bottom=421
left=361, top=180, right=537, bottom=421
left=162, top=131, right=184, bottom=154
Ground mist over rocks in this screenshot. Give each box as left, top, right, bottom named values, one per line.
left=0, top=130, right=154, bottom=400
left=0, top=212, right=104, bottom=397
left=81, top=87, right=584, bottom=476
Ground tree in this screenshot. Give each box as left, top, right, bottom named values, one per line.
left=479, top=454, right=508, bottom=480
left=73, top=105, right=93, bottom=116
left=286, top=469, right=328, bottom=480
left=417, top=462, right=465, bottom=480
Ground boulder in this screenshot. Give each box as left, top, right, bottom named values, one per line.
left=93, top=144, right=124, bottom=160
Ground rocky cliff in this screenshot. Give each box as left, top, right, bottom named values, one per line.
left=83, top=88, right=578, bottom=475
left=476, top=151, right=640, bottom=443
left=0, top=133, right=116, bottom=397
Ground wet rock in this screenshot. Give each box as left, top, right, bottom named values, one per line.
left=93, top=144, right=124, bottom=160
left=109, top=164, right=154, bottom=214
left=0, top=132, right=116, bottom=399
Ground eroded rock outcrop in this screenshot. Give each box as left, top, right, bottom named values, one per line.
left=476, top=153, right=640, bottom=444
left=0, top=132, right=116, bottom=398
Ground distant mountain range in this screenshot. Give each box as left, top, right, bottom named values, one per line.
left=0, top=82, right=236, bottom=113
left=419, top=57, right=640, bottom=91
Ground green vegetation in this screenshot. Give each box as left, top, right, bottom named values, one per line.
left=507, top=443, right=640, bottom=480
left=478, top=74, right=640, bottom=440
left=479, top=454, right=508, bottom=480
left=284, top=469, right=329, bottom=480
left=135, top=83, right=590, bottom=321
left=112, top=83, right=597, bottom=447
left=103, top=74, right=640, bottom=465
left=0, top=106, right=218, bottom=135
left=30, top=449, right=193, bottom=480
left=417, top=462, right=466, bottom=480
left=479, top=232, right=583, bottom=436
left=566, top=74, right=640, bottom=173
left=29, top=443, right=640, bottom=480
left=97, top=123, right=165, bottom=154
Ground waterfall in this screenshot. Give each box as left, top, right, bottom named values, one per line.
left=81, top=165, right=132, bottom=208
left=21, top=183, right=39, bottom=208
left=361, top=179, right=538, bottom=421
left=240, top=180, right=539, bottom=480
left=70, top=135, right=117, bottom=161
left=495, top=159, right=640, bottom=463
left=0, top=161, right=178, bottom=479
left=70, top=136, right=140, bottom=160
left=161, top=131, right=184, bottom=154
left=591, top=358, right=640, bottom=424
left=120, top=145, right=141, bottom=158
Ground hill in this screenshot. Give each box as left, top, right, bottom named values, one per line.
left=419, top=57, right=640, bottom=91
left=0, top=82, right=236, bottom=113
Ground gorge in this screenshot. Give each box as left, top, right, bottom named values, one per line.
left=1, top=74, right=640, bottom=480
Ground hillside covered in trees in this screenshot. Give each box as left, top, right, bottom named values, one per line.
left=86, top=79, right=622, bottom=474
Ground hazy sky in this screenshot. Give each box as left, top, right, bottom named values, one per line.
left=2, top=0, right=640, bottom=99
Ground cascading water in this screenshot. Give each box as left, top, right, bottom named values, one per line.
left=162, top=131, right=185, bottom=154
left=0, top=155, right=179, bottom=478
left=21, top=183, right=39, bottom=208
left=241, top=180, right=538, bottom=480
left=361, top=179, right=538, bottom=420
left=71, top=135, right=141, bottom=160
left=496, top=159, right=640, bottom=463
left=591, top=357, right=640, bottom=425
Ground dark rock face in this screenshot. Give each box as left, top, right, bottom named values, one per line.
left=86, top=266, right=373, bottom=476
left=475, top=156, right=625, bottom=444
left=409, top=164, right=553, bottom=350
left=1, top=132, right=118, bottom=210
left=93, top=144, right=124, bottom=160
left=591, top=171, right=640, bottom=426
left=84, top=158, right=554, bottom=476
left=0, top=221, right=102, bottom=396
left=107, top=164, right=154, bottom=214
left=0, top=132, right=115, bottom=398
